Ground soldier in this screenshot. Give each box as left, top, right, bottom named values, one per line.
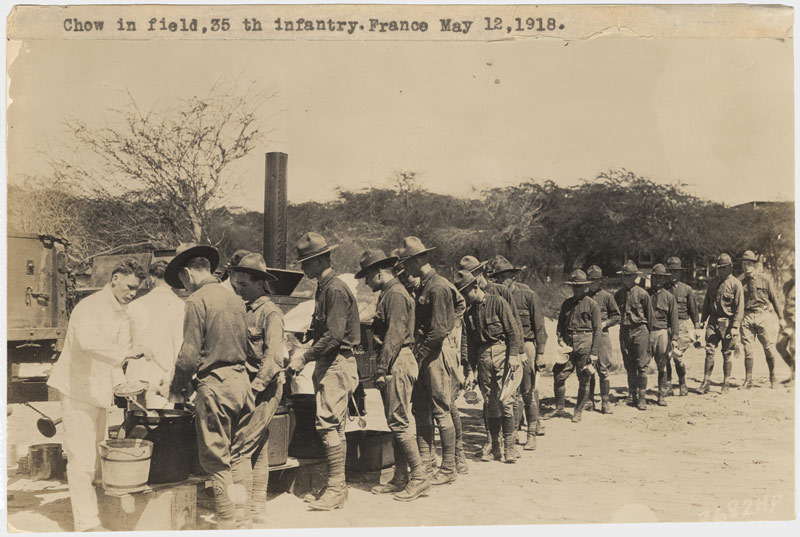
left=47, top=259, right=148, bottom=532
left=740, top=251, right=784, bottom=388
left=228, top=254, right=285, bottom=526
left=394, top=248, right=469, bottom=475
left=287, top=232, right=361, bottom=510
left=649, top=264, right=679, bottom=407
left=549, top=269, right=602, bottom=423
left=396, top=237, right=459, bottom=485
left=698, top=253, right=744, bottom=394
left=665, top=257, right=701, bottom=396
left=166, top=245, right=250, bottom=529
left=459, top=255, right=525, bottom=459
left=356, top=250, right=431, bottom=501
left=776, top=263, right=795, bottom=384
left=488, top=255, right=547, bottom=448
left=614, top=260, right=654, bottom=411
left=585, top=265, right=621, bottom=414
left=219, top=249, right=252, bottom=295
left=455, top=269, right=523, bottom=462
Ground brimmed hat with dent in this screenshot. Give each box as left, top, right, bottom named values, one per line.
left=459, top=255, right=487, bottom=275
left=220, top=249, right=252, bottom=281
left=229, top=253, right=278, bottom=281
left=565, top=269, right=591, bottom=286
left=651, top=263, right=669, bottom=277
left=395, top=236, right=436, bottom=262
left=713, top=253, right=733, bottom=267
left=586, top=265, right=603, bottom=280
left=665, top=257, right=685, bottom=272
left=740, top=250, right=759, bottom=263
left=617, top=260, right=642, bottom=275
left=354, top=250, right=399, bottom=279
left=453, top=269, right=479, bottom=292
left=165, top=243, right=220, bottom=289
left=294, top=232, right=339, bottom=265
left=487, top=255, right=522, bottom=277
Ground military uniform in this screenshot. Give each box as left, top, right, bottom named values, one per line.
left=169, top=275, right=250, bottom=529
left=586, top=272, right=621, bottom=412
left=776, top=277, right=795, bottom=382
left=700, top=268, right=744, bottom=393
left=411, top=264, right=459, bottom=482
left=666, top=259, right=700, bottom=396
left=650, top=281, right=679, bottom=406
left=553, top=269, right=602, bottom=423
left=231, top=288, right=285, bottom=526
left=741, top=270, right=783, bottom=387
left=614, top=261, right=654, bottom=409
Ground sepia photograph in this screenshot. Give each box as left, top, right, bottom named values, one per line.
left=3, top=1, right=797, bottom=533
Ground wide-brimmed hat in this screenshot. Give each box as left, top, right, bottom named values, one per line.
left=651, top=263, right=669, bottom=277
left=459, top=255, right=487, bottom=275
left=220, top=249, right=252, bottom=281
left=355, top=250, right=399, bottom=279
left=165, top=243, right=220, bottom=289
left=487, top=255, right=522, bottom=276
left=395, top=236, right=435, bottom=262
left=665, top=257, right=685, bottom=272
left=565, top=269, right=591, bottom=285
left=228, top=253, right=278, bottom=281
left=294, top=232, right=339, bottom=265
left=586, top=265, right=603, bottom=280
left=713, top=253, right=733, bottom=267
left=453, top=269, right=479, bottom=292
left=617, top=260, right=642, bottom=275
left=740, top=250, right=759, bottom=263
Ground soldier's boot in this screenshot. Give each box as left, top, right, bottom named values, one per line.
left=665, top=359, right=674, bottom=396
left=513, top=394, right=525, bottom=436
left=675, top=361, right=688, bottom=396
left=766, top=354, right=776, bottom=388
left=392, top=434, right=431, bottom=502
left=627, top=373, right=637, bottom=405
left=657, top=382, right=668, bottom=407
left=524, top=395, right=539, bottom=450
left=740, top=356, right=754, bottom=389
left=502, top=415, right=518, bottom=463
left=533, top=390, right=545, bottom=435
left=451, top=396, right=468, bottom=474
left=431, top=422, right=457, bottom=485
left=487, top=417, right=503, bottom=461
left=721, top=361, right=732, bottom=394
left=416, top=420, right=435, bottom=478
left=476, top=409, right=492, bottom=460
left=309, top=444, right=347, bottom=511
left=584, top=375, right=596, bottom=411
left=543, top=383, right=569, bottom=419
left=373, top=439, right=408, bottom=494
left=600, top=379, right=613, bottom=414
left=698, top=358, right=714, bottom=394
left=572, top=378, right=589, bottom=423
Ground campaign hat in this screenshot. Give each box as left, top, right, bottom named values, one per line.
left=229, top=253, right=278, bottom=281
left=395, top=236, right=436, bottom=262
left=617, top=260, right=642, bottom=275
left=355, top=250, right=399, bottom=279
left=294, top=232, right=339, bottom=265
left=565, top=269, right=591, bottom=285
left=454, top=269, right=479, bottom=292
left=165, top=243, right=220, bottom=289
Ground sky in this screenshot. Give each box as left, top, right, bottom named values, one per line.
left=6, top=34, right=795, bottom=210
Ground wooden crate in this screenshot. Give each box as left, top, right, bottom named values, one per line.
left=96, top=475, right=210, bottom=531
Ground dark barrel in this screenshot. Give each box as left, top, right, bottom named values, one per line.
left=122, top=408, right=196, bottom=485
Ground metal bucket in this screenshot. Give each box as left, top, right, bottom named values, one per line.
left=98, top=438, right=153, bottom=493
left=29, top=443, right=65, bottom=481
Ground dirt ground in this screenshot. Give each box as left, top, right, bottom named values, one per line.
left=5, top=332, right=796, bottom=531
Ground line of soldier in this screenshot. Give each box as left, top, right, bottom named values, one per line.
left=49, top=231, right=794, bottom=531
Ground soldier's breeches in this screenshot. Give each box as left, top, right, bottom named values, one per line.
left=312, top=354, right=359, bottom=446
left=705, top=319, right=739, bottom=368
left=382, top=348, right=418, bottom=433
left=742, top=311, right=780, bottom=371
left=476, top=343, right=522, bottom=419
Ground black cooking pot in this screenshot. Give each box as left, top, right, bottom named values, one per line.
left=123, top=408, right=197, bottom=485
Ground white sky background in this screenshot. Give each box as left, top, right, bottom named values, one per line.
left=6, top=13, right=795, bottom=210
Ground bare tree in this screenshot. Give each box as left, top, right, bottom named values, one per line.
left=52, top=80, right=273, bottom=243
